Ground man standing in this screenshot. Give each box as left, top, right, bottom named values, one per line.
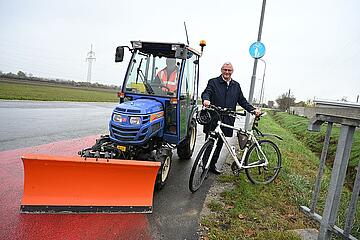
left=201, top=62, right=261, bottom=174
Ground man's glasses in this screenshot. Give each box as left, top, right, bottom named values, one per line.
left=222, top=69, right=233, bottom=72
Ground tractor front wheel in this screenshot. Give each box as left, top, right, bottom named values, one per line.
left=177, top=119, right=197, bottom=160
left=155, top=148, right=172, bottom=190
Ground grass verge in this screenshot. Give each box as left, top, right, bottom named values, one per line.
left=269, top=111, right=360, bottom=188
left=0, top=80, right=119, bottom=102
left=200, top=113, right=360, bottom=239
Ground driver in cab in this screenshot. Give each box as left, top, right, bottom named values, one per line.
left=154, top=58, right=179, bottom=94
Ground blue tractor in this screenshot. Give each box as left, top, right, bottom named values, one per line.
left=80, top=40, right=206, bottom=189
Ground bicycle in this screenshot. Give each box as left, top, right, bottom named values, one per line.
left=189, top=105, right=282, bottom=193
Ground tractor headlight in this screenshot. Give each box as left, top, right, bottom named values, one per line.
left=129, top=116, right=141, bottom=125
left=113, top=113, right=127, bottom=123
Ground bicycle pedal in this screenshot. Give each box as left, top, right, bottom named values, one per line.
left=231, top=161, right=239, bottom=171
left=231, top=162, right=242, bottom=176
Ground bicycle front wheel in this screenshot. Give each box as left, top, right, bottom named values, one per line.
left=189, top=139, right=214, bottom=192
left=245, top=139, right=281, bottom=184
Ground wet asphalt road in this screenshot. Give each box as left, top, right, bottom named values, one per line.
left=0, top=100, right=115, bottom=151
left=0, top=100, right=235, bottom=240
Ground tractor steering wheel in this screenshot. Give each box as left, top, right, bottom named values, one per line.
left=161, top=85, right=171, bottom=93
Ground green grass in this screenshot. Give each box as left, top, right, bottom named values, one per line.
left=270, top=111, right=360, bottom=187
left=0, top=81, right=119, bottom=102
left=200, top=113, right=360, bottom=239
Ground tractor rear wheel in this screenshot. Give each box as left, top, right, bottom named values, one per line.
left=155, top=148, right=172, bottom=190
left=177, top=119, right=197, bottom=160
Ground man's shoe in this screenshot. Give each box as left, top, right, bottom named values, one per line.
left=209, top=167, right=222, bottom=175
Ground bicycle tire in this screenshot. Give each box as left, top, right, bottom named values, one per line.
left=189, top=139, right=214, bottom=192
left=245, top=139, right=281, bottom=184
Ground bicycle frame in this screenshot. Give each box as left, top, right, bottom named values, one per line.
left=205, top=119, right=269, bottom=170
left=190, top=106, right=282, bottom=192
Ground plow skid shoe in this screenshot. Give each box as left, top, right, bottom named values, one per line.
left=20, top=154, right=160, bottom=214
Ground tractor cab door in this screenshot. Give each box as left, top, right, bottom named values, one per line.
left=178, top=52, right=199, bottom=142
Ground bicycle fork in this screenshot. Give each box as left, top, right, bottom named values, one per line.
left=204, top=137, right=218, bottom=170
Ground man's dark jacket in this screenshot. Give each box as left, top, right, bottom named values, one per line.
left=201, top=75, right=255, bottom=137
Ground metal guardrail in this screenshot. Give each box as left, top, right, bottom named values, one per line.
left=300, top=113, right=360, bottom=240
left=313, top=99, right=360, bottom=109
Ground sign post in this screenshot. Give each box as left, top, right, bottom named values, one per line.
left=245, top=0, right=267, bottom=130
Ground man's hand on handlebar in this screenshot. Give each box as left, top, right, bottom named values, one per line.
left=203, top=100, right=211, bottom=107
left=252, top=108, right=262, bottom=117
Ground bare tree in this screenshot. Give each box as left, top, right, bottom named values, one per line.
left=276, top=91, right=296, bottom=112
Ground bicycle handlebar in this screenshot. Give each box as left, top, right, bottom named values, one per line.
left=200, top=105, right=266, bottom=132
left=255, top=112, right=266, bottom=118
left=205, top=105, right=266, bottom=128
left=205, top=105, right=249, bottom=117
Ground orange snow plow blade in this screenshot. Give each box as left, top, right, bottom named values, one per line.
left=20, top=154, right=160, bottom=213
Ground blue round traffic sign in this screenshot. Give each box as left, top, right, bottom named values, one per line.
left=249, top=41, right=266, bottom=59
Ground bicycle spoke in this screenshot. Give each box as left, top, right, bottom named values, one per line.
left=189, top=140, right=214, bottom=192
left=245, top=140, right=281, bottom=184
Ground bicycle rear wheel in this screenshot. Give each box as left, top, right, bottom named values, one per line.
left=245, top=139, right=281, bottom=184
left=189, top=139, right=214, bottom=192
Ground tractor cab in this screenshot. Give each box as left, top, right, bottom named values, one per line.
left=114, top=41, right=205, bottom=150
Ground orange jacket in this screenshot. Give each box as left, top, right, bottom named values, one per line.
left=157, top=68, right=178, bottom=92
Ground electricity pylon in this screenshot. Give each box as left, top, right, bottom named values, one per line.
left=86, top=44, right=96, bottom=83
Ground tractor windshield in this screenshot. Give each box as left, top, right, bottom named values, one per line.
left=124, top=50, right=181, bottom=97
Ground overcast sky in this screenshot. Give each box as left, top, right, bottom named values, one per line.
left=0, top=0, right=359, bottom=103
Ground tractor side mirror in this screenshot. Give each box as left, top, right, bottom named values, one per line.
left=115, top=46, right=124, bottom=62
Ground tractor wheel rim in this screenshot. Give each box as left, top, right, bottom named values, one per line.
left=161, top=156, right=171, bottom=182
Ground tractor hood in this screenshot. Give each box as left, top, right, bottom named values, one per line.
left=115, top=99, right=163, bottom=114
left=110, top=98, right=165, bottom=145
